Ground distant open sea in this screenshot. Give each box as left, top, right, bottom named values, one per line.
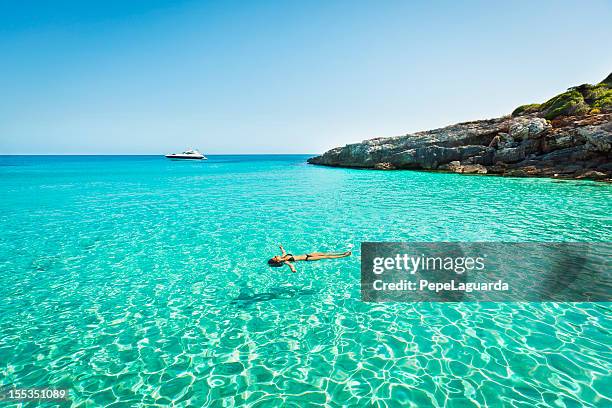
left=0, top=155, right=610, bottom=406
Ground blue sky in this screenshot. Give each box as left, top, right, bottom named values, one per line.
left=1, top=0, right=611, bottom=154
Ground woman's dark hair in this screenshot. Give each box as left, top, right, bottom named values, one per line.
left=267, top=259, right=283, bottom=267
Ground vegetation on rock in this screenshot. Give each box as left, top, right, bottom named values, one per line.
left=512, top=73, right=612, bottom=119
left=512, top=103, right=541, bottom=116
left=540, top=89, right=590, bottom=119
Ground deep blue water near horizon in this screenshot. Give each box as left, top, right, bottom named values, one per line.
left=0, top=155, right=610, bottom=407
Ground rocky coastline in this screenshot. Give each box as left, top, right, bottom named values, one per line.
left=308, top=74, right=612, bottom=181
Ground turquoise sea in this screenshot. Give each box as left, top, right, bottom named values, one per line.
left=0, top=155, right=610, bottom=407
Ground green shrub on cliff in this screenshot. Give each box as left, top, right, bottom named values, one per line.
left=588, top=83, right=612, bottom=110
left=512, top=103, right=541, bottom=116
left=512, top=73, right=611, bottom=119
left=540, top=89, right=590, bottom=119
left=593, top=94, right=612, bottom=110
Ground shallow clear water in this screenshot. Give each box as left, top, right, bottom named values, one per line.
left=0, top=155, right=610, bottom=407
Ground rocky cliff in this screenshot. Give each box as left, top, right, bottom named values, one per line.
left=308, top=74, right=612, bottom=181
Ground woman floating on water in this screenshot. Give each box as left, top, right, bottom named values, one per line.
left=268, top=244, right=351, bottom=273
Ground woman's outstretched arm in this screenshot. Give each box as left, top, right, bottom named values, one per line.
left=279, top=244, right=287, bottom=257
left=284, top=261, right=297, bottom=273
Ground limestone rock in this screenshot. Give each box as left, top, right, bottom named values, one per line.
left=307, top=112, right=611, bottom=181
left=442, top=161, right=487, bottom=174
left=495, top=146, right=526, bottom=163
left=509, top=117, right=550, bottom=140
left=578, top=126, right=612, bottom=152
left=374, top=162, right=396, bottom=170
left=576, top=170, right=608, bottom=180
left=461, top=164, right=488, bottom=174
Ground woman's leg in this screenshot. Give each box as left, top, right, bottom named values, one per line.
left=309, top=251, right=350, bottom=256
left=306, top=251, right=351, bottom=261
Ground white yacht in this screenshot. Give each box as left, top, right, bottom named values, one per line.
left=165, top=149, right=207, bottom=160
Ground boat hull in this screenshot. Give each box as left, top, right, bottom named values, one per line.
left=165, top=155, right=206, bottom=160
